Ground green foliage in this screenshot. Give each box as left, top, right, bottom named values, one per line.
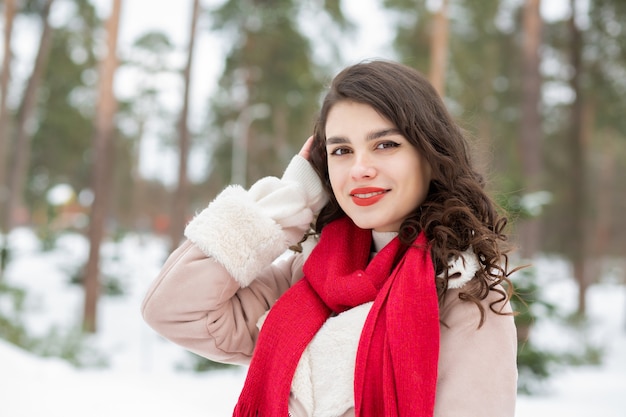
left=0, top=235, right=10, bottom=275
left=68, top=263, right=127, bottom=298
left=320, top=0, right=353, bottom=29
left=0, top=282, right=30, bottom=348
left=511, top=266, right=559, bottom=328
left=511, top=266, right=605, bottom=394
left=36, top=203, right=59, bottom=251
left=204, top=0, right=350, bottom=191
left=383, top=0, right=431, bottom=72
left=31, top=325, right=108, bottom=368
left=538, top=1, right=626, bottom=258
left=57, top=233, right=129, bottom=297
left=511, top=267, right=559, bottom=393
left=178, top=351, right=236, bottom=372
left=27, top=0, right=101, bottom=218
left=516, top=343, right=557, bottom=394
left=0, top=281, right=107, bottom=368
left=25, top=0, right=137, bottom=231
left=131, top=31, right=175, bottom=61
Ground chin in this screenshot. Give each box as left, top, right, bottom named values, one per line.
left=351, top=217, right=401, bottom=233
left=350, top=218, right=383, bottom=231
left=342, top=207, right=395, bottom=231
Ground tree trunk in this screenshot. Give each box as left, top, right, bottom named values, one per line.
left=168, top=0, right=200, bottom=252
left=592, top=126, right=613, bottom=261
left=83, top=0, right=122, bottom=333
left=130, top=114, right=146, bottom=232
left=3, top=0, right=55, bottom=232
left=0, top=0, right=17, bottom=280
left=273, top=104, right=290, bottom=167
left=0, top=0, right=17, bottom=231
left=519, top=0, right=543, bottom=258
left=568, top=0, right=588, bottom=315
left=428, top=0, right=449, bottom=97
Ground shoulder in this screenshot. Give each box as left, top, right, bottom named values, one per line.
left=440, top=285, right=513, bottom=331
left=437, top=286, right=517, bottom=379
left=435, top=286, right=518, bottom=417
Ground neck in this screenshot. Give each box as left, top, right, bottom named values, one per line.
left=372, top=230, right=398, bottom=252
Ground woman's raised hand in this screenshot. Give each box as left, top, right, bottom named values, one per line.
left=298, top=135, right=315, bottom=160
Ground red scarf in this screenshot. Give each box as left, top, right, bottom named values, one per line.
left=233, top=216, right=440, bottom=416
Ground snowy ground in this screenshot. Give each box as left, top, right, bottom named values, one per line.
left=1, top=228, right=625, bottom=416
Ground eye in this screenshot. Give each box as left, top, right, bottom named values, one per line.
left=329, top=147, right=352, bottom=156
left=376, top=141, right=400, bottom=150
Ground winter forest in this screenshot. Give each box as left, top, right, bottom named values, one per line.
left=1, top=0, right=625, bottom=416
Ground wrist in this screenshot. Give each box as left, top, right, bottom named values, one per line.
left=282, top=155, right=328, bottom=214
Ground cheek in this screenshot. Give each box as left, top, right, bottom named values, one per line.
left=327, top=163, right=348, bottom=202
left=421, top=158, right=433, bottom=184
left=327, top=166, right=341, bottom=194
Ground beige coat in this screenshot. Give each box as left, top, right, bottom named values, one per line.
left=141, top=156, right=518, bottom=417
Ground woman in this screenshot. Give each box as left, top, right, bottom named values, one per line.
left=142, top=60, right=518, bottom=417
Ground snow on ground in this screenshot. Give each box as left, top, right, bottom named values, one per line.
left=1, top=228, right=625, bottom=416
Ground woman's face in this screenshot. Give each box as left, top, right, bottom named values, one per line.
left=325, top=100, right=432, bottom=232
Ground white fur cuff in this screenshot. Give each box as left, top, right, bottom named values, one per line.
left=184, top=185, right=287, bottom=287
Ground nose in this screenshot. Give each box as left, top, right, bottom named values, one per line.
left=350, top=152, right=377, bottom=180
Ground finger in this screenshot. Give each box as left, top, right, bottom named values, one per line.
left=298, top=135, right=315, bottom=160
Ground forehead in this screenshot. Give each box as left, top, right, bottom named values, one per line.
left=325, top=101, right=394, bottom=136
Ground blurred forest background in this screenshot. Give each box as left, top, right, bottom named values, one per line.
left=1, top=0, right=625, bottom=393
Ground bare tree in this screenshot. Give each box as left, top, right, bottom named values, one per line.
left=519, top=0, right=543, bottom=258
left=2, top=0, right=55, bottom=233
left=567, top=0, right=588, bottom=315
left=83, top=0, right=123, bottom=333
left=168, top=0, right=200, bottom=252
left=0, top=0, right=17, bottom=280
left=0, top=0, right=17, bottom=225
left=429, top=0, right=449, bottom=97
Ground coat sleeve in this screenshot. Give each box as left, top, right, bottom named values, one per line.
left=141, top=241, right=304, bottom=365
left=141, top=155, right=326, bottom=365
left=184, top=155, right=327, bottom=287
left=435, top=288, right=518, bottom=417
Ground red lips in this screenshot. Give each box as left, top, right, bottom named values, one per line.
left=350, top=187, right=389, bottom=206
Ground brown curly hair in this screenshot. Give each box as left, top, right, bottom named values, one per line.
left=308, top=60, right=515, bottom=325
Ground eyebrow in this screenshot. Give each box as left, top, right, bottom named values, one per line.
left=325, top=128, right=402, bottom=145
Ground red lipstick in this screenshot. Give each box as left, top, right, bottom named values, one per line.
left=350, top=187, right=388, bottom=207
